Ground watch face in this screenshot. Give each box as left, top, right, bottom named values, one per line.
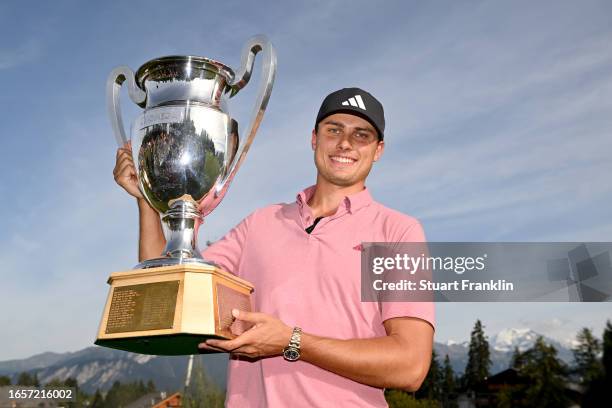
left=283, top=347, right=300, bottom=361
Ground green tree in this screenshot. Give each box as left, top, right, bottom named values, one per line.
left=416, top=350, right=442, bottom=401
left=45, top=378, right=64, bottom=387
left=44, top=377, right=89, bottom=408
left=384, top=389, right=439, bottom=408
left=462, top=319, right=490, bottom=390
left=0, top=375, right=11, bottom=385
left=91, top=389, right=104, bottom=408
left=510, top=346, right=524, bottom=368
left=603, top=320, right=612, bottom=385
left=441, top=354, right=458, bottom=408
left=16, top=372, right=39, bottom=387
left=580, top=321, right=612, bottom=407
left=102, top=380, right=121, bottom=408
left=572, top=327, right=603, bottom=385
left=183, top=357, right=225, bottom=408
left=103, top=380, right=151, bottom=407
left=503, top=336, right=570, bottom=408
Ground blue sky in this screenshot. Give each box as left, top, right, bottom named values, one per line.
left=0, top=0, right=611, bottom=360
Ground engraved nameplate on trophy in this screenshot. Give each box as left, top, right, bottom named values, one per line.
left=105, top=281, right=179, bottom=334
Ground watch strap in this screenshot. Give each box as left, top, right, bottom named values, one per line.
left=288, top=327, right=302, bottom=349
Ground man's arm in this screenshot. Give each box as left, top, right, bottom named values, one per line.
left=113, top=142, right=166, bottom=261
left=136, top=198, right=165, bottom=261
left=201, top=311, right=433, bottom=391
left=300, top=317, right=433, bottom=390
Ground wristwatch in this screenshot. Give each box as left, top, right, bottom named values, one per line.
left=283, top=327, right=302, bottom=361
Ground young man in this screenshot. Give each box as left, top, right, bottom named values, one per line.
left=114, top=88, right=434, bottom=407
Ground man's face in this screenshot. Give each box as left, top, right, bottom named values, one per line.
left=311, top=113, right=384, bottom=188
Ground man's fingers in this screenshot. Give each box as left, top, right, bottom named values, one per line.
left=115, top=156, right=136, bottom=173
left=114, top=160, right=136, bottom=180
left=116, top=150, right=134, bottom=164
left=116, top=146, right=131, bottom=159
left=233, top=309, right=267, bottom=323
left=205, top=330, right=255, bottom=351
left=114, top=154, right=136, bottom=172
left=205, top=339, right=237, bottom=351
left=198, top=342, right=226, bottom=352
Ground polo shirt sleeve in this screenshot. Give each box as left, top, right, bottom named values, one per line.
left=201, top=214, right=252, bottom=277
left=379, top=220, right=436, bottom=331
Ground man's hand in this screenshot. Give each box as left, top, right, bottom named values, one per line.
left=113, top=141, right=143, bottom=199
left=112, top=140, right=166, bottom=261
left=199, top=310, right=292, bottom=358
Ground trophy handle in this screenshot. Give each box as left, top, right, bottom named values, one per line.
left=106, top=66, right=147, bottom=147
left=214, top=35, right=277, bottom=198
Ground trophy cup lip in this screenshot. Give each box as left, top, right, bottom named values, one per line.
left=135, top=55, right=235, bottom=88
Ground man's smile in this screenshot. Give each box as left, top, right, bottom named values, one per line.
left=329, top=155, right=357, bottom=166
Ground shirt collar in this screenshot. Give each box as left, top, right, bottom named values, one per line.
left=296, top=185, right=373, bottom=214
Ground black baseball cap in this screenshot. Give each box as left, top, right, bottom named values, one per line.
left=315, top=87, right=385, bottom=140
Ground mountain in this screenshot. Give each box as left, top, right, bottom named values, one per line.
left=0, top=347, right=229, bottom=394
left=0, top=328, right=575, bottom=393
left=0, top=351, right=67, bottom=373
left=489, top=328, right=574, bottom=362
left=434, top=328, right=574, bottom=375
left=490, top=328, right=540, bottom=352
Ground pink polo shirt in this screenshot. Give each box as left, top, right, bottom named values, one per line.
left=203, top=186, right=435, bottom=408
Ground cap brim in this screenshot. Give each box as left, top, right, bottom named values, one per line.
left=316, top=108, right=384, bottom=140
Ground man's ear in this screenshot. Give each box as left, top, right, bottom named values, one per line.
left=373, top=140, right=385, bottom=162
left=311, top=129, right=317, bottom=151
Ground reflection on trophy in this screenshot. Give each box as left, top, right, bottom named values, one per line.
left=95, top=36, right=276, bottom=355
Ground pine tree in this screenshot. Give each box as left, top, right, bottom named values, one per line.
left=0, top=375, right=11, bottom=386
left=510, top=346, right=525, bottom=369
left=580, top=320, right=612, bottom=407
left=603, top=320, right=612, bottom=385
left=526, top=337, right=570, bottom=407
left=101, top=379, right=156, bottom=407
left=183, top=356, right=225, bottom=408
left=441, top=354, right=458, bottom=408
left=146, top=379, right=156, bottom=392
left=503, top=336, right=570, bottom=407
left=416, top=350, right=442, bottom=401
left=572, top=327, right=603, bottom=384
left=385, top=389, right=439, bottom=408
left=102, top=380, right=122, bottom=408
left=91, top=389, right=104, bottom=408
left=463, top=319, right=491, bottom=390
left=16, top=372, right=39, bottom=387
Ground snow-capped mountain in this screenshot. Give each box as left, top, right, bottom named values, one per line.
left=490, top=328, right=540, bottom=352
left=435, top=328, right=574, bottom=374
left=490, top=328, right=574, bottom=361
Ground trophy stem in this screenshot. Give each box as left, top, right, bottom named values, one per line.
left=136, top=200, right=213, bottom=269
left=162, top=199, right=203, bottom=258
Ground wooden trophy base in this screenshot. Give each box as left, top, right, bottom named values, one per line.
left=95, top=263, right=254, bottom=355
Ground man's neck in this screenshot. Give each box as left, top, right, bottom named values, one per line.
left=307, top=178, right=365, bottom=218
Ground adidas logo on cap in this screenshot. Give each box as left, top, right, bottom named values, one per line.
left=341, top=95, right=366, bottom=110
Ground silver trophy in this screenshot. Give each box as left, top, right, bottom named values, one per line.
left=95, top=36, right=276, bottom=355
left=108, top=35, right=275, bottom=267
